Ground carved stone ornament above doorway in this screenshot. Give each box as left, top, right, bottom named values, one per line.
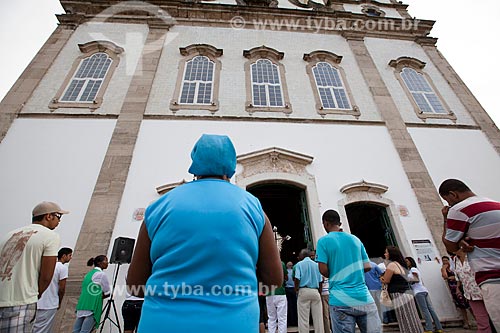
left=236, top=147, right=314, bottom=179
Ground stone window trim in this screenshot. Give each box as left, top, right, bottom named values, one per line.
left=49, top=40, right=124, bottom=111
left=361, top=4, right=386, bottom=17
left=170, top=44, right=223, bottom=113
left=303, top=50, right=360, bottom=117
left=243, top=45, right=292, bottom=114
left=389, top=56, right=456, bottom=121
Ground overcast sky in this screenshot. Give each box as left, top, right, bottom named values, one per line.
left=0, top=0, right=498, bottom=127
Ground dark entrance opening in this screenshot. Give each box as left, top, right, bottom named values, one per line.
left=248, top=183, right=311, bottom=264
left=345, top=203, right=398, bottom=260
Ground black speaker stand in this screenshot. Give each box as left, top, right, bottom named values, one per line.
left=99, top=262, right=122, bottom=333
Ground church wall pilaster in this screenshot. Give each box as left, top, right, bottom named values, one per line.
left=53, top=27, right=168, bottom=333
left=343, top=32, right=447, bottom=257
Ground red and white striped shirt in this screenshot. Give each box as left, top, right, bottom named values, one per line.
left=445, top=196, right=500, bottom=286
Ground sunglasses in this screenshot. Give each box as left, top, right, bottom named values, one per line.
left=52, top=212, right=62, bottom=220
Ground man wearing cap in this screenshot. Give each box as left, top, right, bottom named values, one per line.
left=0, top=201, right=68, bottom=332
left=127, top=134, right=283, bottom=333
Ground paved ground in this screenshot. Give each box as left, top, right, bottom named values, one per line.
left=281, top=322, right=475, bottom=332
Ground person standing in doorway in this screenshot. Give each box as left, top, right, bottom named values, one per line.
left=316, top=210, right=381, bottom=333
left=33, top=247, right=73, bottom=333
left=0, top=201, right=67, bottom=333
left=294, top=248, right=324, bottom=333
left=285, top=261, right=298, bottom=327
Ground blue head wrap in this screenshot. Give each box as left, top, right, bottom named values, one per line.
left=188, top=134, right=237, bottom=178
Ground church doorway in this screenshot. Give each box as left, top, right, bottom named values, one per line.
left=345, top=203, right=398, bottom=261
left=248, top=183, right=312, bottom=264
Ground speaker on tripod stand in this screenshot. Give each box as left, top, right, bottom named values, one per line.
left=100, top=237, right=136, bottom=333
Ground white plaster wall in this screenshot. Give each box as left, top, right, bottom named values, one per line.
left=0, top=118, right=116, bottom=249
left=343, top=4, right=403, bottom=18
left=147, top=26, right=382, bottom=121
left=103, top=120, right=457, bottom=328
left=22, top=22, right=148, bottom=115
left=409, top=127, right=500, bottom=319
left=410, top=127, right=500, bottom=199
left=364, top=37, right=476, bottom=126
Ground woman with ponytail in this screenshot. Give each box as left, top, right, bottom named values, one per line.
left=73, top=255, right=111, bottom=333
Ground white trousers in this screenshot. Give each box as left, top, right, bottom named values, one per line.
left=266, top=295, right=288, bottom=333
left=298, top=288, right=324, bottom=333
left=33, top=308, right=57, bottom=333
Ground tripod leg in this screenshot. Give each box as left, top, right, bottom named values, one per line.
left=111, top=299, right=122, bottom=333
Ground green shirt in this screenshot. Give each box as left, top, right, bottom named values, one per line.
left=76, top=268, right=104, bottom=328
left=267, top=262, right=287, bottom=296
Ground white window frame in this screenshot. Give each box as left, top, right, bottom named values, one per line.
left=243, top=46, right=292, bottom=114
left=50, top=41, right=123, bottom=111
left=389, top=56, right=455, bottom=121
left=303, top=50, right=359, bottom=117
left=170, top=44, right=222, bottom=113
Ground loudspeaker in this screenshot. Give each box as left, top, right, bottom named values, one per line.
left=110, top=237, right=135, bottom=264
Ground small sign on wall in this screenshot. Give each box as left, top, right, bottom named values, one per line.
left=412, top=239, right=437, bottom=263
left=133, top=208, right=145, bottom=222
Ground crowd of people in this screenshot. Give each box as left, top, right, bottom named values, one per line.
left=0, top=134, right=498, bottom=333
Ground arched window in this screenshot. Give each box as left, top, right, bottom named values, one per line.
left=389, top=56, right=454, bottom=120
left=312, top=62, right=351, bottom=110
left=50, top=41, right=123, bottom=111
left=179, top=56, right=215, bottom=105
left=60, top=53, right=112, bottom=102
left=400, top=67, right=446, bottom=114
left=251, top=59, right=284, bottom=107
left=303, top=50, right=359, bottom=116
left=170, top=44, right=222, bottom=113
left=243, top=46, right=292, bottom=114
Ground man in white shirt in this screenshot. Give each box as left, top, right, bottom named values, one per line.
left=33, top=247, right=73, bottom=333
left=0, top=201, right=68, bottom=333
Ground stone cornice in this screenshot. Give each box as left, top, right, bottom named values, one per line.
left=58, top=0, right=434, bottom=39
left=179, top=44, right=223, bottom=57
left=303, top=50, right=343, bottom=63
left=243, top=45, right=284, bottom=61
left=78, top=40, right=124, bottom=54
left=340, top=179, right=388, bottom=195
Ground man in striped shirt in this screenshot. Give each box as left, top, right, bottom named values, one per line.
left=439, top=179, right=500, bottom=330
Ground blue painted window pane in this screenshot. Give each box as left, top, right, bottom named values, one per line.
left=319, top=88, right=335, bottom=109
left=411, top=93, right=433, bottom=113
left=426, top=93, right=447, bottom=113
left=253, top=85, right=267, bottom=106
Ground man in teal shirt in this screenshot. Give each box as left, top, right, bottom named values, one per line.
left=316, top=210, right=381, bottom=333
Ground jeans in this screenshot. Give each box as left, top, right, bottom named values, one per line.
left=330, top=302, right=381, bottom=333
left=415, top=292, right=443, bottom=331
left=72, top=315, right=96, bottom=333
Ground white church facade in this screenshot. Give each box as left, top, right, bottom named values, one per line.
left=0, top=0, right=499, bottom=331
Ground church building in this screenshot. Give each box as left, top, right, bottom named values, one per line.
left=0, top=0, right=499, bottom=331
